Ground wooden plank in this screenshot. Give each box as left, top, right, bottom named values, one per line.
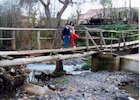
left=100, top=30, right=106, bottom=48
left=0, top=27, right=57, bottom=31
left=0, top=51, right=99, bottom=67
left=0, top=38, right=15, bottom=40
left=75, top=30, right=85, bottom=32
left=85, top=27, right=138, bottom=34
left=121, top=32, right=126, bottom=47
left=127, top=34, right=138, bottom=38
left=118, top=35, right=121, bottom=50
left=105, top=40, right=139, bottom=48
left=85, top=30, right=89, bottom=49
left=0, top=46, right=97, bottom=56
left=0, top=39, right=138, bottom=58
left=100, top=31, right=103, bottom=49
left=40, top=37, right=53, bottom=40
left=111, top=33, right=113, bottom=53
left=12, top=30, right=16, bottom=50
left=37, top=31, right=41, bottom=50
left=121, top=29, right=138, bottom=33
left=79, top=37, right=119, bottom=40
left=85, top=27, right=119, bottom=33
left=52, top=30, right=58, bottom=48
left=87, top=31, right=99, bottom=50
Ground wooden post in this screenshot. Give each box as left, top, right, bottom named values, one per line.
left=87, top=31, right=99, bottom=50
left=37, top=31, right=41, bottom=50
left=118, top=33, right=122, bottom=50
left=111, top=32, right=113, bottom=53
left=54, top=60, right=64, bottom=72
left=100, top=30, right=106, bottom=49
left=12, top=30, right=16, bottom=50
left=121, top=32, right=127, bottom=49
left=91, top=53, right=99, bottom=71
left=52, top=30, right=56, bottom=48
left=100, top=31, right=103, bottom=49
left=85, top=30, right=89, bottom=50
left=0, top=30, right=2, bottom=46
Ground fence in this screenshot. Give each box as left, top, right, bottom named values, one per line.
left=84, top=27, right=138, bottom=53
left=0, top=27, right=138, bottom=52
left=0, top=27, right=57, bottom=50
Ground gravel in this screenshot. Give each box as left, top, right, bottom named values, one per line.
left=0, top=70, right=138, bottom=100
left=27, top=70, right=138, bottom=100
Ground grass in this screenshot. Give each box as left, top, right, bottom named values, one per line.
left=81, top=64, right=91, bottom=70
left=54, top=75, right=72, bottom=86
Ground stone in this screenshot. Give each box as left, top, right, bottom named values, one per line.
left=23, top=83, right=55, bottom=96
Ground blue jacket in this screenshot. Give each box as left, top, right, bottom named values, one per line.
left=63, top=27, right=70, bottom=36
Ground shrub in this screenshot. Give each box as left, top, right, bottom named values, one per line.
left=81, top=64, right=91, bottom=70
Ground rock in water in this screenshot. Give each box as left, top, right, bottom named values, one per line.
left=23, top=83, right=55, bottom=96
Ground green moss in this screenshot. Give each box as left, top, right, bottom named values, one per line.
left=74, top=68, right=81, bottom=71
left=55, top=78, right=69, bottom=86
left=54, top=76, right=72, bottom=86
left=81, top=64, right=91, bottom=70
left=51, top=70, right=66, bottom=77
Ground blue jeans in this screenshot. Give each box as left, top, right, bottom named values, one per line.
left=64, top=35, right=69, bottom=48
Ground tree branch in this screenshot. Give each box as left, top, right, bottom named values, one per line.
left=47, top=0, right=50, bottom=6
left=58, top=0, right=65, bottom=4
left=39, top=0, right=47, bottom=7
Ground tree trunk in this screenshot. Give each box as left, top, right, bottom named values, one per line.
left=45, top=7, right=53, bottom=27
left=52, top=0, right=69, bottom=49
left=40, top=0, right=70, bottom=73
left=54, top=60, right=64, bottom=72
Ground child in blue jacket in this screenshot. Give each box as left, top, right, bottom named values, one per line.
left=63, top=23, right=70, bottom=48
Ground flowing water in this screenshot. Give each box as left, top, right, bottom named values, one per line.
left=119, top=84, right=139, bottom=99
left=0, top=63, right=139, bottom=99
left=0, top=63, right=87, bottom=99
left=26, top=63, right=87, bottom=75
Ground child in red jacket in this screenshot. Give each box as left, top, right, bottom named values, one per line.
left=69, top=22, right=79, bottom=48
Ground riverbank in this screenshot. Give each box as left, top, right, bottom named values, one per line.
left=0, top=70, right=138, bottom=100
left=0, top=57, right=139, bottom=100
left=46, top=70, right=139, bottom=100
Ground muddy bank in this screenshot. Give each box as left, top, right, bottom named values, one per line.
left=47, top=70, right=139, bottom=100
left=0, top=70, right=138, bottom=100
left=0, top=58, right=139, bottom=99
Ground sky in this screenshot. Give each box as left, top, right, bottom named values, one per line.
left=61, top=0, right=139, bottom=19
left=1, top=0, right=138, bottom=19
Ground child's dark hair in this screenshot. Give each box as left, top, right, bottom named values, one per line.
left=69, top=22, right=74, bottom=26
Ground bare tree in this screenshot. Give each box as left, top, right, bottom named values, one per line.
left=19, top=0, right=74, bottom=73
left=73, top=0, right=86, bottom=24
left=0, top=0, right=22, bottom=49
left=19, top=0, right=74, bottom=27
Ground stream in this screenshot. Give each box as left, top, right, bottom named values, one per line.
left=0, top=59, right=139, bottom=99
left=26, top=63, right=89, bottom=75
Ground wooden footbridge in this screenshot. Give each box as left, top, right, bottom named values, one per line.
left=0, top=27, right=138, bottom=67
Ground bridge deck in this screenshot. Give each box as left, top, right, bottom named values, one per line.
left=0, top=51, right=99, bottom=67
left=0, top=46, right=110, bottom=57
left=105, top=40, right=139, bottom=48
left=0, top=40, right=138, bottom=56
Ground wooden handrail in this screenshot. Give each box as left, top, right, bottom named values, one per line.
left=0, top=27, right=57, bottom=31
left=85, top=27, right=138, bottom=33
left=0, top=27, right=57, bottom=50
left=84, top=27, right=138, bottom=51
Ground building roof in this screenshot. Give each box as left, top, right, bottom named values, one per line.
left=79, top=7, right=139, bottom=20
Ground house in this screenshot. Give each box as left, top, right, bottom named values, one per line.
left=78, top=7, right=138, bottom=25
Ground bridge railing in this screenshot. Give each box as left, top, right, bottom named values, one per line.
left=0, top=27, right=57, bottom=50
left=84, top=27, right=139, bottom=52
left=0, top=27, right=138, bottom=52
